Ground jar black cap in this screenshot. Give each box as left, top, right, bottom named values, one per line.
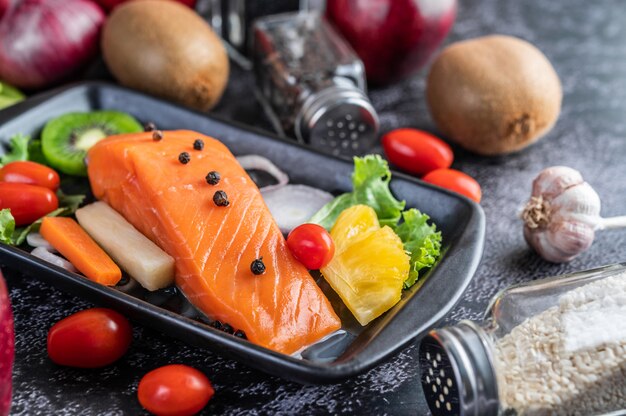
left=419, top=321, right=500, bottom=416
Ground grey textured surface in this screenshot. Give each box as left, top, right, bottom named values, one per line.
left=4, top=0, right=626, bottom=414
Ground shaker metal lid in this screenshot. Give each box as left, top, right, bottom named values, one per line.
left=295, top=85, right=379, bottom=157
left=419, top=321, right=499, bottom=416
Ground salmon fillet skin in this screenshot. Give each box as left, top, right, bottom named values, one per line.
left=87, top=130, right=341, bottom=354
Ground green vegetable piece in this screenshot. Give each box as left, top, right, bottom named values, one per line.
left=0, top=134, right=30, bottom=165
left=0, top=209, right=16, bottom=245
left=310, top=154, right=442, bottom=289
left=41, top=110, right=143, bottom=176
left=0, top=82, right=25, bottom=110
left=394, top=209, right=442, bottom=289
left=57, top=190, right=86, bottom=214
left=310, top=155, right=405, bottom=229
left=27, top=139, right=48, bottom=165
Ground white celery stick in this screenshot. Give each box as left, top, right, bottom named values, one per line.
left=76, top=201, right=175, bottom=291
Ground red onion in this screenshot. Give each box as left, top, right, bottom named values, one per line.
left=0, top=0, right=11, bottom=20
left=31, top=246, right=77, bottom=273
left=261, top=185, right=335, bottom=233
left=0, top=0, right=105, bottom=89
left=236, top=155, right=289, bottom=192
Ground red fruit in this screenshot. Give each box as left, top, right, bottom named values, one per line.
left=0, top=161, right=60, bottom=190
left=422, top=168, right=482, bottom=203
left=0, top=0, right=11, bottom=20
left=287, top=224, right=335, bottom=270
left=96, top=0, right=196, bottom=12
left=0, top=271, right=14, bottom=416
left=382, top=128, right=453, bottom=176
left=326, top=0, right=457, bottom=84
left=138, top=364, right=214, bottom=416
left=47, top=308, right=132, bottom=368
left=0, top=183, right=58, bottom=226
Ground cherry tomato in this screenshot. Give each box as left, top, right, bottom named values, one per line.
left=47, top=308, right=132, bottom=368
left=422, top=168, right=482, bottom=203
left=382, top=128, right=453, bottom=176
left=287, top=224, right=335, bottom=270
left=0, top=161, right=60, bottom=190
left=0, top=183, right=58, bottom=226
left=138, top=364, right=214, bottom=416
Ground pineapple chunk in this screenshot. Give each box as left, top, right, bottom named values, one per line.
left=321, top=205, right=410, bottom=326
left=76, top=201, right=175, bottom=291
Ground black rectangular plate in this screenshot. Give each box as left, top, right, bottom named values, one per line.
left=0, top=82, right=484, bottom=384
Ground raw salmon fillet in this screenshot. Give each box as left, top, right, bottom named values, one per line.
left=87, top=130, right=341, bottom=354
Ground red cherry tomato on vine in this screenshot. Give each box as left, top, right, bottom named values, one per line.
left=0, top=161, right=60, bottom=190
left=382, top=128, right=453, bottom=176
left=47, top=308, right=132, bottom=368
left=287, top=224, right=335, bottom=270
left=422, top=168, right=482, bottom=203
left=0, top=182, right=58, bottom=226
left=138, top=364, right=214, bottom=416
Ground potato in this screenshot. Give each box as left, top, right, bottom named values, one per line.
left=102, top=0, right=229, bottom=111
left=427, top=35, right=562, bottom=155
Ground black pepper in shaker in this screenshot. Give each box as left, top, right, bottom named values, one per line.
left=152, top=130, right=164, bottom=141
left=251, top=257, right=266, bottom=275
left=213, top=190, right=229, bottom=206
left=252, top=12, right=379, bottom=156
left=206, top=171, right=220, bottom=185
left=178, top=152, right=190, bottom=164
left=144, top=122, right=157, bottom=132
left=193, top=139, right=204, bottom=150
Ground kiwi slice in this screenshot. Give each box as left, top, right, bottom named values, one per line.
left=0, top=81, right=25, bottom=110
left=41, top=111, right=143, bottom=176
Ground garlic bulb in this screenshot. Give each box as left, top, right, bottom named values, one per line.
left=522, top=166, right=626, bottom=263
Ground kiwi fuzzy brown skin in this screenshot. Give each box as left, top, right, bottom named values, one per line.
left=426, top=35, right=562, bottom=156
left=102, top=0, right=229, bottom=112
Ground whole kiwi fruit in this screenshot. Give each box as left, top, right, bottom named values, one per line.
left=427, top=35, right=562, bottom=156
left=102, top=0, right=229, bottom=111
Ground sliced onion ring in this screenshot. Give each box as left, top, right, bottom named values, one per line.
left=261, top=184, right=334, bottom=233
left=26, top=232, right=56, bottom=251
left=31, top=247, right=77, bottom=273
left=237, top=155, right=289, bottom=192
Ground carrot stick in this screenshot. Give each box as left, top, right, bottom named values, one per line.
left=40, top=217, right=122, bottom=286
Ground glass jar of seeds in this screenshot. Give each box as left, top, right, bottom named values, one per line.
left=419, top=263, right=626, bottom=416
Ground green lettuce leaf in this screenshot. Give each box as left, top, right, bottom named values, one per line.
left=394, top=209, right=442, bottom=289
left=57, top=190, right=86, bottom=214
left=310, top=155, right=442, bottom=289
left=0, top=82, right=25, bottom=110
left=0, top=134, right=30, bottom=165
left=27, top=139, right=48, bottom=165
left=0, top=209, right=16, bottom=245
left=309, top=155, right=405, bottom=229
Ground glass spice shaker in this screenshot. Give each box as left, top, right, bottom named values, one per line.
left=252, top=11, right=379, bottom=157
left=419, top=263, right=626, bottom=416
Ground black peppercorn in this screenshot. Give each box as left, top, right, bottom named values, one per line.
left=212, top=320, right=223, bottom=330
left=178, top=152, right=190, bottom=164
left=193, top=139, right=204, bottom=150
left=213, top=190, right=229, bottom=207
left=234, top=330, right=247, bottom=340
left=152, top=130, right=163, bottom=141
left=144, top=122, right=157, bottom=132
left=222, top=323, right=234, bottom=334
left=205, top=171, right=220, bottom=185
left=251, top=257, right=266, bottom=275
